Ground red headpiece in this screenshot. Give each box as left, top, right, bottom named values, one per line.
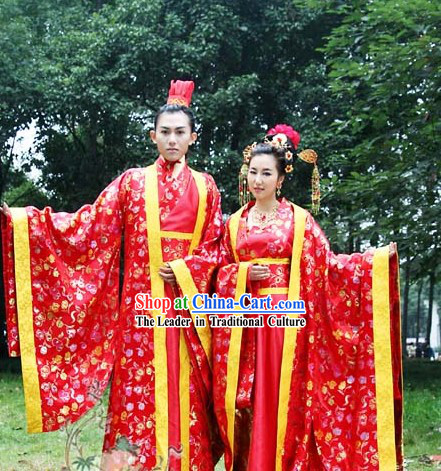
left=167, top=80, right=195, bottom=107
left=239, top=123, right=320, bottom=214
left=266, top=123, right=301, bottom=150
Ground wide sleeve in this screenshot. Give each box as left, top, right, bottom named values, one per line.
left=1, top=173, right=127, bottom=433
left=302, top=215, right=403, bottom=469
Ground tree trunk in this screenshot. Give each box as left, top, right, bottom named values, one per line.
left=354, top=236, right=361, bottom=252
left=347, top=221, right=354, bottom=253
left=415, top=278, right=424, bottom=343
left=426, top=271, right=435, bottom=344
left=402, top=256, right=411, bottom=357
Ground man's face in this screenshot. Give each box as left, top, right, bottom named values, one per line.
left=150, top=111, right=197, bottom=163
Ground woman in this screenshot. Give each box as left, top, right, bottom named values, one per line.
left=213, top=124, right=402, bottom=470
left=3, top=80, right=223, bottom=470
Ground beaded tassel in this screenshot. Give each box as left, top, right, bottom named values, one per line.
left=298, top=149, right=320, bottom=215
left=311, top=163, right=320, bottom=215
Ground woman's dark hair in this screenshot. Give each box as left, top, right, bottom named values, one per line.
left=250, top=136, right=295, bottom=176
left=154, top=104, right=196, bottom=132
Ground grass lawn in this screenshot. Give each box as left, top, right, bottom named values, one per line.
left=402, top=361, right=441, bottom=470
left=0, top=370, right=107, bottom=471
left=0, top=360, right=440, bottom=470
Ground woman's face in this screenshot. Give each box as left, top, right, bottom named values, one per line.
left=247, top=153, right=284, bottom=202
left=150, top=111, right=197, bottom=163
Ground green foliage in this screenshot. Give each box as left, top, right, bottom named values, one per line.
left=72, top=455, right=98, bottom=471
left=321, top=0, right=441, bottom=274
left=404, top=360, right=441, bottom=467
left=0, top=0, right=40, bottom=144
left=1, top=0, right=340, bottom=212
left=3, top=175, right=51, bottom=208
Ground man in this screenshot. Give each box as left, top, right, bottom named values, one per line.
left=2, top=80, right=223, bottom=470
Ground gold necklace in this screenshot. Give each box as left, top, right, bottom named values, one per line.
left=250, top=203, right=279, bottom=229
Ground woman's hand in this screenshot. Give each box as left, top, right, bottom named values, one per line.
left=248, top=264, right=270, bottom=281
left=159, top=263, right=177, bottom=285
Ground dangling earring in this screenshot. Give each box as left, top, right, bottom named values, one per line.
left=277, top=186, right=281, bottom=197
left=239, top=164, right=250, bottom=206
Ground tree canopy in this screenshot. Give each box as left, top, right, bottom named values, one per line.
left=0, top=0, right=440, bottom=351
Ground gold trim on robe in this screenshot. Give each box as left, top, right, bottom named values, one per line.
left=372, top=246, right=397, bottom=470
left=145, top=164, right=169, bottom=465
left=144, top=163, right=210, bottom=469
left=275, top=204, right=307, bottom=471
left=168, top=258, right=212, bottom=363
left=179, top=329, right=190, bottom=469
left=225, top=261, right=251, bottom=468
left=189, top=169, right=207, bottom=254
left=10, top=207, right=43, bottom=433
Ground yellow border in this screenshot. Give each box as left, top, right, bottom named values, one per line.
left=179, top=329, right=190, bottom=470
left=253, top=258, right=290, bottom=265
left=229, top=206, right=246, bottom=263
left=189, top=170, right=207, bottom=254
left=10, top=208, right=43, bottom=433
left=373, top=246, right=397, bottom=470
left=396, top=249, right=404, bottom=463
left=258, top=287, right=289, bottom=296
left=160, top=231, right=193, bottom=240
left=144, top=165, right=168, bottom=465
left=225, top=261, right=250, bottom=471
left=275, top=204, right=307, bottom=471
left=168, top=258, right=212, bottom=363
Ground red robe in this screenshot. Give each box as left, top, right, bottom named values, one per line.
left=2, top=156, right=223, bottom=470
left=213, top=198, right=403, bottom=471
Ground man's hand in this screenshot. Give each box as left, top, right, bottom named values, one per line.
left=159, top=263, right=177, bottom=285
left=248, top=264, right=270, bottom=281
